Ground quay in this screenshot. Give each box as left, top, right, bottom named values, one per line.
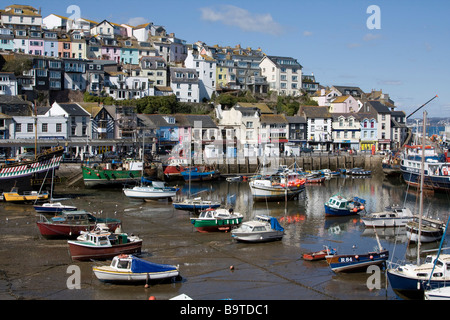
left=57, top=153, right=384, bottom=186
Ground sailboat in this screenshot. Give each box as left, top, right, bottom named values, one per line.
left=172, top=139, right=220, bottom=212
left=33, top=167, right=77, bottom=213
left=387, top=111, right=449, bottom=298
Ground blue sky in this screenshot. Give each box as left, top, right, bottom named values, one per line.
left=38, top=0, right=449, bottom=119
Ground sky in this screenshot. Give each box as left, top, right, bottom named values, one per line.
left=34, top=0, right=449, bottom=119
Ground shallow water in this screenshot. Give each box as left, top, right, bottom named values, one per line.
left=0, top=172, right=448, bottom=300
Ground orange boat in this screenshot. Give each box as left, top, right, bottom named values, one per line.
left=303, top=246, right=336, bottom=261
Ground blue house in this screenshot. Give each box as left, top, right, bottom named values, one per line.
left=120, top=39, right=139, bottom=65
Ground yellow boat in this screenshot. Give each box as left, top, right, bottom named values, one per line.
left=3, top=188, right=49, bottom=203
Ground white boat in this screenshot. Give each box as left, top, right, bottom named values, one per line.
left=92, top=254, right=180, bottom=283
left=172, top=197, right=221, bottom=212
left=231, top=215, right=284, bottom=243
left=406, top=215, right=445, bottom=243
left=425, top=286, right=450, bottom=300
left=123, top=181, right=178, bottom=201
left=33, top=202, right=77, bottom=213
left=361, top=205, right=414, bottom=228
left=249, top=170, right=305, bottom=202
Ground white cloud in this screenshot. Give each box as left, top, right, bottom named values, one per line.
left=200, top=5, right=284, bottom=36
left=303, top=31, right=313, bottom=37
left=347, top=43, right=361, bottom=49
left=363, top=33, right=382, bottom=41
left=126, top=17, right=148, bottom=27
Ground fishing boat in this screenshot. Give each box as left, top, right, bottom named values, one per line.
left=33, top=202, right=77, bottom=213
left=190, top=208, right=243, bottom=233
left=382, top=152, right=402, bottom=176
left=68, top=225, right=142, bottom=261
left=400, top=145, right=450, bottom=192
left=180, top=166, right=220, bottom=182
left=173, top=197, right=220, bottom=212
left=303, top=246, right=337, bottom=261
left=231, top=215, right=284, bottom=243
left=0, top=146, right=63, bottom=195
left=92, top=254, right=180, bottom=283
left=163, top=157, right=189, bottom=180
left=361, top=204, right=414, bottom=228
left=3, top=188, right=49, bottom=203
left=249, top=170, right=306, bottom=202
left=324, top=194, right=366, bottom=217
left=36, top=210, right=121, bottom=239
left=406, top=215, right=445, bottom=243
left=325, top=249, right=389, bottom=273
left=123, top=180, right=178, bottom=201
left=82, top=159, right=143, bottom=188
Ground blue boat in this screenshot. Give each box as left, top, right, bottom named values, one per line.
left=33, top=202, right=77, bottom=213
left=181, top=167, right=220, bottom=182
left=324, top=194, right=366, bottom=217
left=326, top=249, right=389, bottom=273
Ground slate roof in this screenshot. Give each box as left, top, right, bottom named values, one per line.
left=300, top=106, right=331, bottom=118
left=58, top=103, right=91, bottom=116
left=366, top=101, right=391, bottom=114
left=235, top=102, right=273, bottom=114
left=260, top=114, right=288, bottom=124
left=285, top=116, right=306, bottom=124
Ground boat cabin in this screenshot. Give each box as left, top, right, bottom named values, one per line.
left=111, top=255, right=132, bottom=270
left=51, top=211, right=96, bottom=223
left=83, top=232, right=129, bottom=246
left=326, top=196, right=352, bottom=209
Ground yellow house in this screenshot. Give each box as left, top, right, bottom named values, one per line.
left=216, top=65, right=228, bottom=89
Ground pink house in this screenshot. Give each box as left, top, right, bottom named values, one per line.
left=28, top=38, right=44, bottom=56
left=101, top=38, right=121, bottom=62
left=58, top=39, right=72, bottom=58
left=329, top=95, right=359, bottom=113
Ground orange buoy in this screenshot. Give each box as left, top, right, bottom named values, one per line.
left=149, top=296, right=156, bottom=300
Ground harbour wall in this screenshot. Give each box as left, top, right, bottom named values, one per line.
left=57, top=154, right=384, bottom=186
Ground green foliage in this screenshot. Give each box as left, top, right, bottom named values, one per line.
left=1, top=56, right=32, bottom=76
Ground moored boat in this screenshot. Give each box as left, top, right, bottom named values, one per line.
left=324, top=194, right=366, bottom=217
left=249, top=169, right=306, bottom=202
left=36, top=210, right=121, bottom=239
left=33, top=202, right=77, bottom=213
left=190, top=208, right=243, bottom=233
left=173, top=197, right=221, bottom=212
left=68, top=225, right=142, bottom=261
left=3, top=188, right=49, bottom=203
left=347, top=168, right=372, bottom=176
left=303, top=246, right=337, bottom=261
left=180, top=167, right=220, bottom=182
left=82, top=159, right=143, bottom=188
left=123, top=180, right=178, bottom=201
left=92, top=254, right=180, bottom=283
left=231, top=215, right=284, bottom=243
left=0, top=146, right=63, bottom=195
left=326, top=249, right=389, bottom=273
left=361, top=205, right=414, bottom=228
left=424, top=286, right=450, bottom=300
left=406, top=215, right=445, bottom=243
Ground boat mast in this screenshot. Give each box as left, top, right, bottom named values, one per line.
left=417, top=111, right=427, bottom=264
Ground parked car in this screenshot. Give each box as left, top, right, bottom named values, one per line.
left=300, top=147, right=313, bottom=153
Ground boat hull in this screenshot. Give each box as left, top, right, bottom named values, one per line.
left=93, top=265, right=179, bottom=283
left=406, top=224, right=444, bottom=243
left=173, top=201, right=221, bottom=212
left=249, top=181, right=305, bottom=202
left=401, top=167, right=450, bottom=191
left=33, top=204, right=77, bottom=213
left=82, top=166, right=141, bottom=188
left=361, top=217, right=413, bottom=227
left=181, top=170, right=220, bottom=182
left=191, top=217, right=243, bottom=233
left=36, top=221, right=121, bottom=239
left=123, top=187, right=177, bottom=200
left=326, top=250, right=389, bottom=273
left=231, top=230, right=284, bottom=243
left=68, top=240, right=143, bottom=261
left=324, top=205, right=362, bottom=217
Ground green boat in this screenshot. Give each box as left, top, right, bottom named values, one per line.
left=190, top=208, right=243, bottom=233
left=82, top=159, right=143, bottom=188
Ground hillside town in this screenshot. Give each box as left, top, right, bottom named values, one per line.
left=0, top=4, right=410, bottom=160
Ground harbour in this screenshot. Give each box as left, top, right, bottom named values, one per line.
left=0, top=164, right=449, bottom=300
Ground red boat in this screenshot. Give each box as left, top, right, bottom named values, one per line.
left=163, top=157, right=188, bottom=179
left=68, top=227, right=143, bottom=261
left=36, top=210, right=121, bottom=239
left=303, top=247, right=336, bottom=261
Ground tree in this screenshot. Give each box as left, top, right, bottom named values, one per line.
left=2, top=56, right=32, bottom=76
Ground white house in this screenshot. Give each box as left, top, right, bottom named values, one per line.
left=1, top=5, right=43, bottom=30
left=13, top=115, right=67, bottom=140
left=132, top=23, right=152, bottom=42
left=45, top=102, right=91, bottom=138
left=170, top=67, right=200, bottom=103
left=104, top=71, right=152, bottom=100
left=311, top=88, right=341, bottom=107
left=0, top=72, right=18, bottom=96
left=260, top=55, right=303, bottom=96
left=300, top=106, right=332, bottom=151
left=184, top=49, right=216, bottom=101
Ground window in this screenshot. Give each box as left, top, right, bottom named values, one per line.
left=27, top=123, right=33, bottom=132
left=16, top=123, right=21, bottom=132
left=42, top=123, right=48, bottom=132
